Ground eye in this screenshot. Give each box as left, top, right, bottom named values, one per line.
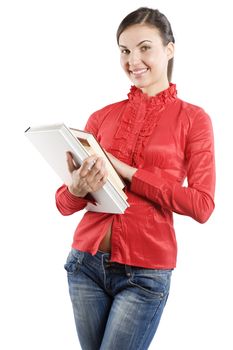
left=140, top=45, right=151, bottom=52
left=121, top=48, right=130, bottom=55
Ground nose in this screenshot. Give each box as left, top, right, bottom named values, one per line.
left=128, top=51, right=141, bottom=66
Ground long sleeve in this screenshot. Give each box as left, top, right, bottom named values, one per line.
left=57, top=85, right=216, bottom=269
left=131, top=110, right=216, bottom=223
left=55, top=185, right=96, bottom=215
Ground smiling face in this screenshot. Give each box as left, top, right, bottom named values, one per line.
left=119, top=24, right=174, bottom=96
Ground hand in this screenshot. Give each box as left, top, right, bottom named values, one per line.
left=66, top=152, right=108, bottom=197
left=106, top=152, right=137, bottom=182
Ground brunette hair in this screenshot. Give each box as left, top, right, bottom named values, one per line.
left=116, top=7, right=175, bottom=82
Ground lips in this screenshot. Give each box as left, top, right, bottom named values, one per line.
left=130, top=68, right=149, bottom=77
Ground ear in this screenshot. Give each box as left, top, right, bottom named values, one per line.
left=166, top=42, right=175, bottom=60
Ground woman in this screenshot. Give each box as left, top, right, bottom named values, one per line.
left=56, top=7, right=215, bottom=350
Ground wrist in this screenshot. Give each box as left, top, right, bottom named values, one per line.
left=126, top=167, right=137, bottom=182
left=68, top=185, right=88, bottom=198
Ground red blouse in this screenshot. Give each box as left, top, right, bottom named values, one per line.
left=55, top=84, right=215, bottom=269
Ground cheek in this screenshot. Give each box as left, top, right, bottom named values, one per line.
left=145, top=51, right=167, bottom=69
left=147, top=54, right=160, bottom=66
left=120, top=57, right=129, bottom=71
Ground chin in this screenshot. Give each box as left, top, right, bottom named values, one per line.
left=133, top=81, right=148, bottom=90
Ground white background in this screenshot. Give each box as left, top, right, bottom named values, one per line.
left=0, top=0, right=232, bottom=349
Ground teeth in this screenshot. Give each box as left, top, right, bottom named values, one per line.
left=132, top=68, right=148, bottom=75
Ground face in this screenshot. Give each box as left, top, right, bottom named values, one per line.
left=118, top=24, right=174, bottom=96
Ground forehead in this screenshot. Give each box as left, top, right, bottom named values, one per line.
left=119, top=24, right=162, bottom=46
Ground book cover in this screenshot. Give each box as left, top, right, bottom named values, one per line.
left=25, top=123, right=129, bottom=214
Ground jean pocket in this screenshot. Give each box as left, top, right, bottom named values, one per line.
left=64, top=249, right=84, bottom=275
left=128, top=269, right=172, bottom=299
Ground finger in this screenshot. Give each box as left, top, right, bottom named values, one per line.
left=93, top=167, right=108, bottom=183
left=86, top=158, right=105, bottom=181
left=87, top=159, right=96, bottom=171
left=80, top=155, right=99, bottom=177
left=100, top=171, right=108, bottom=184
left=66, top=152, right=77, bottom=173
left=87, top=167, right=108, bottom=192
left=91, top=172, right=109, bottom=192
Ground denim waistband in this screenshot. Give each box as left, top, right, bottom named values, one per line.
left=72, top=248, right=173, bottom=274
left=97, top=250, right=111, bottom=255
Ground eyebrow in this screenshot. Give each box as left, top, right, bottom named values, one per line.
left=119, top=40, right=152, bottom=48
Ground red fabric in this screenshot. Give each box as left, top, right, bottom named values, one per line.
left=55, top=84, right=215, bottom=269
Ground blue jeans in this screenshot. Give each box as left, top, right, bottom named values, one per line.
left=65, top=249, right=172, bottom=350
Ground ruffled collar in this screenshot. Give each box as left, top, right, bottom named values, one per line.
left=111, top=83, right=177, bottom=165
left=128, top=83, right=177, bottom=109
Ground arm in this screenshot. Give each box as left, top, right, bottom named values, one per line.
left=55, top=184, right=95, bottom=216
left=55, top=112, right=102, bottom=216
left=130, top=111, right=215, bottom=223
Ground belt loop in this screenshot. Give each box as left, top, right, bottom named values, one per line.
left=125, top=265, right=132, bottom=277
left=71, top=248, right=85, bottom=264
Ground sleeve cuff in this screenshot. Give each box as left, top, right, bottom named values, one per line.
left=65, top=186, right=96, bottom=205
left=130, top=167, right=177, bottom=200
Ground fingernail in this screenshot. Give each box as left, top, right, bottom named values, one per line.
left=87, top=159, right=96, bottom=171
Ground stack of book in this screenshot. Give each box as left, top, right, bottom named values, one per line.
left=25, top=123, right=129, bottom=214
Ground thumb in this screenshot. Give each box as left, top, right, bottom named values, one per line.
left=66, top=152, right=77, bottom=173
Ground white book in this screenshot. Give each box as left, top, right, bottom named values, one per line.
left=25, top=123, right=129, bottom=214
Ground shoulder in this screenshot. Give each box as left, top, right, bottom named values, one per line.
left=176, top=98, right=209, bottom=118
left=92, top=99, right=128, bottom=118
left=86, top=99, right=128, bottom=126
left=84, top=99, right=128, bottom=134
left=174, top=99, right=214, bottom=149
left=175, top=98, right=212, bottom=130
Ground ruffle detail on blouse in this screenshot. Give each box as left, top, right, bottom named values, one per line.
left=110, top=83, right=177, bottom=166
left=128, top=83, right=177, bottom=111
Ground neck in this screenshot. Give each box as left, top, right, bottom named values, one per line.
left=141, top=79, right=170, bottom=97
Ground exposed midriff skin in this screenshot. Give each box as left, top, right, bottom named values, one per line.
left=98, top=224, right=112, bottom=252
